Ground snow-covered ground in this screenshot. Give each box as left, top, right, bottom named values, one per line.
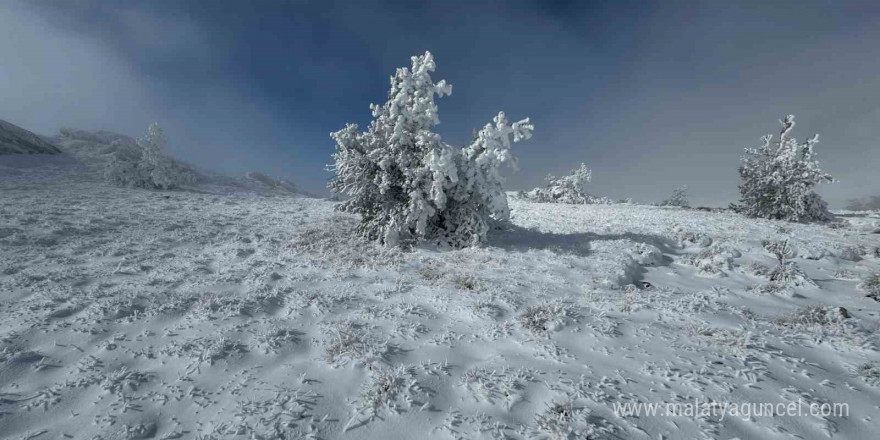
left=1, top=158, right=879, bottom=440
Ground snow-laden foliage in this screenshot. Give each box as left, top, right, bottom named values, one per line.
left=522, top=163, right=612, bottom=205
left=659, top=185, right=690, bottom=207
left=859, top=272, right=880, bottom=301
left=104, top=123, right=197, bottom=190
left=328, top=52, right=533, bottom=247
left=734, top=115, right=834, bottom=222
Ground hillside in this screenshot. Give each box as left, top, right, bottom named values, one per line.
left=0, top=119, right=62, bottom=155
left=1, top=162, right=878, bottom=440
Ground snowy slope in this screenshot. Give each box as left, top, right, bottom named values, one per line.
left=0, top=119, right=62, bottom=155
left=1, top=165, right=879, bottom=439
left=47, top=128, right=299, bottom=196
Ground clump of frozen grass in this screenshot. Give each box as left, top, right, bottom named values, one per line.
left=189, top=293, right=242, bottom=320
left=417, top=262, right=444, bottom=282
left=451, top=273, right=481, bottom=292
left=856, top=362, right=880, bottom=386
left=90, top=296, right=146, bottom=322
left=532, top=400, right=577, bottom=440
left=832, top=268, right=859, bottom=280
left=680, top=243, right=741, bottom=276
left=744, top=261, right=773, bottom=277
left=858, top=273, right=880, bottom=301
left=290, top=215, right=403, bottom=269
left=619, top=286, right=641, bottom=313
left=288, top=287, right=359, bottom=316
left=629, top=242, right=664, bottom=266
left=162, top=336, right=247, bottom=366
left=472, top=301, right=505, bottom=319
left=186, top=286, right=284, bottom=320
left=686, top=322, right=752, bottom=356
left=323, top=321, right=395, bottom=367
left=763, top=237, right=795, bottom=258
left=750, top=239, right=814, bottom=292
left=671, top=224, right=712, bottom=247
left=232, top=385, right=321, bottom=438
left=774, top=305, right=848, bottom=329
left=345, top=365, right=430, bottom=432
left=518, top=302, right=577, bottom=336
left=459, top=366, right=534, bottom=409
left=100, top=367, right=151, bottom=395
left=393, top=320, right=430, bottom=340
left=584, top=308, right=621, bottom=336
left=772, top=305, right=867, bottom=348
left=531, top=398, right=617, bottom=440
left=255, top=325, right=301, bottom=354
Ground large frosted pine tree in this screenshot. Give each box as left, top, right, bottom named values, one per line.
left=328, top=52, right=533, bottom=247
left=735, top=115, right=834, bottom=222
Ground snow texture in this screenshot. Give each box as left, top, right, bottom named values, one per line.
left=2, top=155, right=879, bottom=440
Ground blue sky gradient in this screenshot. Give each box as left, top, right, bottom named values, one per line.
left=2, top=0, right=878, bottom=205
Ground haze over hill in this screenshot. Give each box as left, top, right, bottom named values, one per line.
left=0, top=118, right=62, bottom=155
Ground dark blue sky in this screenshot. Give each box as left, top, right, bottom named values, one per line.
left=2, top=0, right=879, bottom=205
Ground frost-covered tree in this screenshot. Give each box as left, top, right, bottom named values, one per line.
left=104, top=122, right=197, bottom=190
left=660, top=185, right=690, bottom=208
left=522, top=163, right=612, bottom=205
left=734, top=115, right=834, bottom=222
left=328, top=52, right=533, bottom=248
left=844, top=195, right=880, bottom=212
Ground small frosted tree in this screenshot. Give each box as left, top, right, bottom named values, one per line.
left=660, top=185, right=689, bottom=207
left=104, top=122, right=196, bottom=190
left=735, top=115, right=834, bottom=222
left=328, top=51, right=533, bottom=247
left=845, top=196, right=880, bottom=211
left=523, top=163, right=611, bottom=204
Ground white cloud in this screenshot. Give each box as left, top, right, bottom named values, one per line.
left=0, top=2, right=158, bottom=135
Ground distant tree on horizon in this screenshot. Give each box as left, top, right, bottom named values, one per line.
left=733, top=115, right=834, bottom=222
left=659, top=185, right=690, bottom=208
left=844, top=195, right=880, bottom=211
left=105, top=122, right=197, bottom=190
left=521, top=163, right=613, bottom=205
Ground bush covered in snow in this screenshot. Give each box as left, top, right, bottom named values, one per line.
left=845, top=195, right=880, bottom=212
left=733, top=115, right=834, bottom=222
left=522, top=163, right=612, bottom=205
left=328, top=52, right=533, bottom=247
left=104, top=123, right=197, bottom=190
left=859, top=273, right=880, bottom=302
left=749, top=239, right=814, bottom=293
left=659, top=185, right=690, bottom=208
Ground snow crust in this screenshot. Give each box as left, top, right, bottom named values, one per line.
left=1, top=161, right=879, bottom=439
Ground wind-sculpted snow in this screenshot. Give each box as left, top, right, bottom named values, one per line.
left=1, top=165, right=879, bottom=439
